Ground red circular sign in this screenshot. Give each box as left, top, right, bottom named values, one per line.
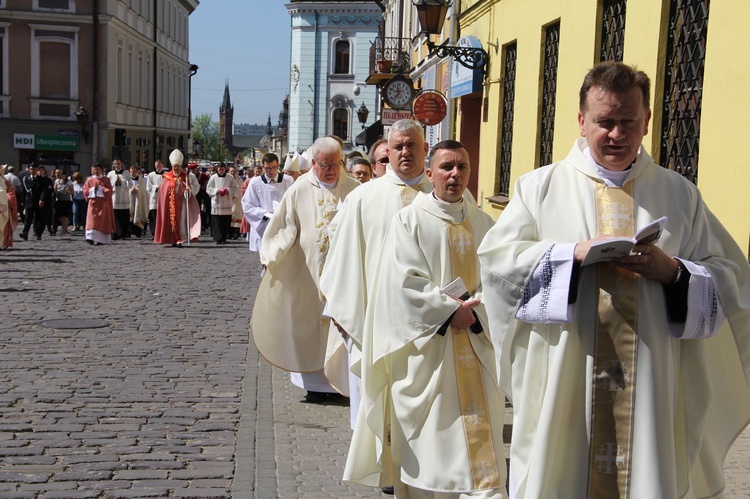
left=412, top=90, right=448, bottom=125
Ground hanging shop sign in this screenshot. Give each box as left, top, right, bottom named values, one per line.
left=413, top=90, right=448, bottom=125
left=450, top=35, right=484, bottom=98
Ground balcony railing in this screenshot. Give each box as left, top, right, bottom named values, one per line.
left=369, top=37, right=412, bottom=75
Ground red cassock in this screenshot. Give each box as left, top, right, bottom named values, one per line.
left=239, top=177, right=251, bottom=234
left=153, top=170, right=201, bottom=244
left=83, top=176, right=116, bottom=234
left=2, top=179, right=17, bottom=248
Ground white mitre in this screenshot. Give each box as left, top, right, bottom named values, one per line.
left=298, top=150, right=309, bottom=171
left=283, top=151, right=300, bottom=173
left=169, top=149, right=184, bottom=166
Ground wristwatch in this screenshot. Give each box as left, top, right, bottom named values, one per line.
left=672, top=259, right=684, bottom=284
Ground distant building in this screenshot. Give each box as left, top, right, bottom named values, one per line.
left=233, top=123, right=268, bottom=136
left=0, top=0, right=199, bottom=173
left=286, top=0, right=380, bottom=153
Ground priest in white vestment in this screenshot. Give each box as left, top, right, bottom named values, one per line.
left=241, top=152, right=293, bottom=253
left=477, top=61, right=750, bottom=499
left=252, top=136, right=359, bottom=403
left=146, top=159, right=164, bottom=237
left=363, top=141, right=507, bottom=498
left=321, top=119, right=431, bottom=433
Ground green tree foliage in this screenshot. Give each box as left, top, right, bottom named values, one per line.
left=192, top=113, right=231, bottom=161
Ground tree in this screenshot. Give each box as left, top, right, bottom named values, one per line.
left=192, top=113, right=230, bottom=161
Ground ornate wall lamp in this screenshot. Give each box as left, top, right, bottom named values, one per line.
left=75, top=106, right=90, bottom=144
left=412, top=0, right=489, bottom=77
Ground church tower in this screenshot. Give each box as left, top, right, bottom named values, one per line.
left=219, top=80, right=234, bottom=151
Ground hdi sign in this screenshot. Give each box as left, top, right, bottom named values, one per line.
left=14, top=133, right=78, bottom=151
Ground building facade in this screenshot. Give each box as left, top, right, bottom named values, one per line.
left=379, top=0, right=749, bottom=256
left=285, top=0, right=381, bottom=154
left=0, top=0, right=198, bottom=174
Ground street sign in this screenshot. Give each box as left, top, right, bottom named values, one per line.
left=13, top=133, right=78, bottom=151
left=381, top=108, right=413, bottom=126
left=413, top=90, right=448, bottom=125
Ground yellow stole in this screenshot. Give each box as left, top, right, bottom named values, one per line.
left=587, top=182, right=638, bottom=498
left=447, top=218, right=501, bottom=490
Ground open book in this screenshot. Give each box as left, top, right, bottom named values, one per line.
left=581, top=216, right=667, bottom=266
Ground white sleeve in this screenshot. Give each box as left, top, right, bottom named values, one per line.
left=515, top=243, right=576, bottom=324
left=670, top=259, right=726, bottom=339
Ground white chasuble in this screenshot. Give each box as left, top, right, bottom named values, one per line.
left=477, top=139, right=750, bottom=499
left=252, top=171, right=359, bottom=374
left=365, top=192, right=506, bottom=494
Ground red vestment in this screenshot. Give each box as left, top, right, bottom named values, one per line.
left=240, top=177, right=251, bottom=233
left=153, top=170, right=201, bottom=244
left=83, top=176, right=116, bottom=234
left=2, top=179, right=17, bottom=248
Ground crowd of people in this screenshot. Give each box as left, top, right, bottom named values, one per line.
left=2, top=61, right=750, bottom=499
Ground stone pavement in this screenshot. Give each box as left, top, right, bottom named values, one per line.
left=0, top=226, right=749, bottom=498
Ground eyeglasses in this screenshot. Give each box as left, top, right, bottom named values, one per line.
left=316, top=161, right=340, bottom=170
left=376, top=157, right=389, bottom=164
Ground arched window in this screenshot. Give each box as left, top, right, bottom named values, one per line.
left=334, top=39, right=350, bottom=74
left=332, top=108, right=349, bottom=141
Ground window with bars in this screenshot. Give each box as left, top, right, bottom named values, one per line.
left=660, top=0, right=709, bottom=184
left=600, top=0, right=627, bottom=62
left=496, top=42, right=517, bottom=197
left=539, top=21, right=560, bottom=168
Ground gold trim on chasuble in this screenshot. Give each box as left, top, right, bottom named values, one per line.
left=400, top=185, right=419, bottom=207
left=316, top=190, right=338, bottom=329
left=587, top=181, right=638, bottom=498
left=447, top=219, right=501, bottom=490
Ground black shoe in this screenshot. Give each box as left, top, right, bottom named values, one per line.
left=176, top=242, right=183, bottom=248
left=171, top=243, right=177, bottom=247
left=19, top=232, right=28, bottom=241
left=36, top=235, right=42, bottom=240
left=95, top=242, right=103, bottom=246
left=86, top=239, right=94, bottom=245
left=381, top=486, right=394, bottom=495
left=303, top=391, right=328, bottom=404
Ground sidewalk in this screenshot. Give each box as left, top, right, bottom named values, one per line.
left=0, top=226, right=748, bottom=498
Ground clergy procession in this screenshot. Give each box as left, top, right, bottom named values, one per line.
left=1, top=61, right=749, bottom=499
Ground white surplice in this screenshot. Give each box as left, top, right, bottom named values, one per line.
left=241, top=173, right=293, bottom=252
left=477, top=138, right=750, bottom=499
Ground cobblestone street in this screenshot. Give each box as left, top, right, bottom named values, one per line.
left=0, top=227, right=748, bottom=498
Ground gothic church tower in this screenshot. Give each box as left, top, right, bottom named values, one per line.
left=219, top=80, right=234, bottom=151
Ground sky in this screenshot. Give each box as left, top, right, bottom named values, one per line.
left=189, top=0, right=291, bottom=127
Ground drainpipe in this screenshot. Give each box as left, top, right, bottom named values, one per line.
left=445, top=4, right=458, bottom=139
left=152, top=0, right=158, bottom=164
left=313, top=11, right=319, bottom=140
left=92, top=1, right=98, bottom=165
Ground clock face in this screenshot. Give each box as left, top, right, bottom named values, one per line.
left=384, top=79, right=413, bottom=109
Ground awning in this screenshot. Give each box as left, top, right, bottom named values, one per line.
left=355, top=120, right=383, bottom=150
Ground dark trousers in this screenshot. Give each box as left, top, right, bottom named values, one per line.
left=22, top=205, right=49, bottom=238
left=129, top=222, right=144, bottom=238
left=148, top=209, right=158, bottom=236
left=211, top=214, right=231, bottom=242
left=112, top=209, right=130, bottom=239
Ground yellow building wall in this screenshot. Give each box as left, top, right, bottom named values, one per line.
left=457, top=0, right=750, bottom=252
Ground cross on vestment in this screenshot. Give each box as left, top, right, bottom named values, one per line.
left=464, top=402, right=487, bottom=425
left=603, top=202, right=631, bottom=232
left=595, top=443, right=625, bottom=475
left=451, top=229, right=473, bottom=255
left=474, top=460, right=498, bottom=482
left=457, top=346, right=477, bottom=369
left=596, top=360, right=631, bottom=391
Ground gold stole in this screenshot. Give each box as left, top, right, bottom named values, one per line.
left=587, top=182, right=638, bottom=498
left=447, top=219, right=501, bottom=490
left=400, top=185, right=418, bottom=206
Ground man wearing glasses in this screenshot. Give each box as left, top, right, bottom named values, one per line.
left=240, top=152, right=293, bottom=253
left=368, top=139, right=389, bottom=178
left=252, top=136, right=359, bottom=404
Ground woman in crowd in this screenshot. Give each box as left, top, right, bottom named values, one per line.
left=71, top=171, right=87, bottom=232
left=53, top=170, right=74, bottom=235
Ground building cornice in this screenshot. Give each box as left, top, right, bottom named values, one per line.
left=0, top=10, right=92, bottom=25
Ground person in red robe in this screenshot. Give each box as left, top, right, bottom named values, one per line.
left=83, top=164, right=116, bottom=245
left=0, top=165, right=18, bottom=249
left=153, top=149, right=201, bottom=247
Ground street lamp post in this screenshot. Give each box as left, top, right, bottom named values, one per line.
left=356, top=102, right=370, bottom=130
